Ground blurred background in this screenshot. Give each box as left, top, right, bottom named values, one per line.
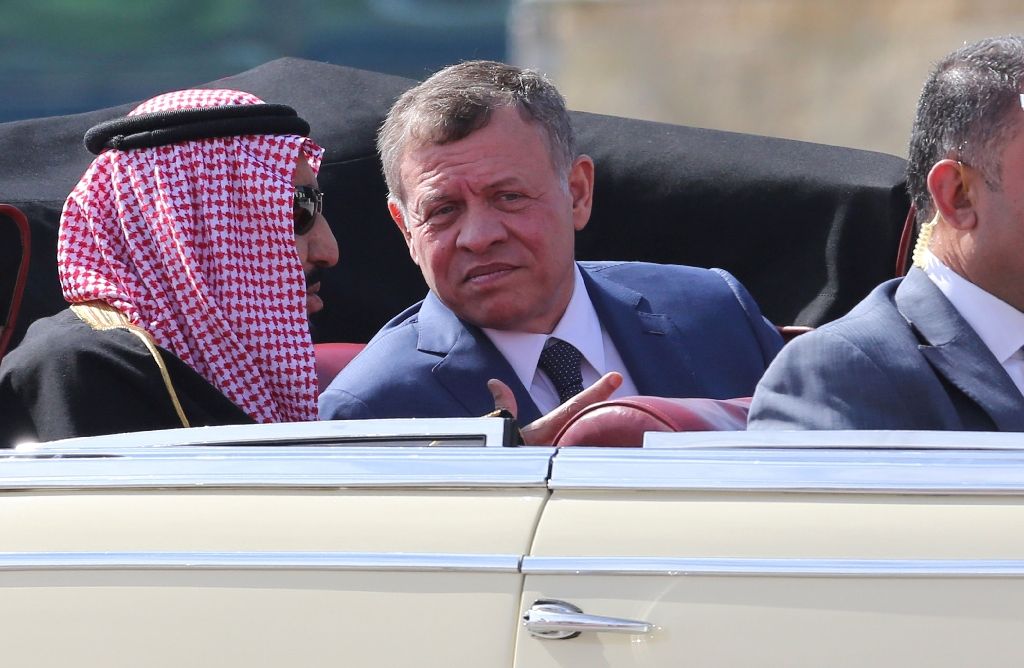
left=2, top=0, right=1023, bottom=157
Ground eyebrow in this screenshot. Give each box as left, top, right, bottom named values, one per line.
left=411, top=175, right=531, bottom=216
left=418, top=176, right=526, bottom=203
left=409, top=192, right=453, bottom=221
left=485, top=176, right=528, bottom=191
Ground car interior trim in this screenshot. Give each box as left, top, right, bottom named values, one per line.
left=13, top=417, right=517, bottom=449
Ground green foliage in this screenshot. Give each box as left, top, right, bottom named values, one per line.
left=0, top=0, right=369, bottom=55
left=0, top=0, right=508, bottom=121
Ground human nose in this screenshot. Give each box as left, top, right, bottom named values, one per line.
left=455, top=204, right=508, bottom=253
left=307, top=213, right=339, bottom=268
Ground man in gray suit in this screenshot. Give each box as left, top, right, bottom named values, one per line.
left=749, top=35, right=1024, bottom=431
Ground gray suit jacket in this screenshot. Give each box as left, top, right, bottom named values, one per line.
left=320, top=261, right=783, bottom=423
left=748, top=268, right=1024, bottom=431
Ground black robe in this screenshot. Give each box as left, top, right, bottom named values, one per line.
left=0, top=309, right=253, bottom=446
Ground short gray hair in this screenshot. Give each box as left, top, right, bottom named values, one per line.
left=377, top=60, right=577, bottom=203
left=907, top=35, right=1024, bottom=224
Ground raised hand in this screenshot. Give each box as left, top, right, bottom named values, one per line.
left=487, top=372, right=623, bottom=445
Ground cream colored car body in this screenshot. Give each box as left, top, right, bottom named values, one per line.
left=3, top=422, right=1024, bottom=666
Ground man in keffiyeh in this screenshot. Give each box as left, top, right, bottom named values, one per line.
left=0, top=88, right=338, bottom=445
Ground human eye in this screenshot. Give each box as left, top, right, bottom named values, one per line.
left=495, top=191, right=528, bottom=209
left=418, top=202, right=459, bottom=227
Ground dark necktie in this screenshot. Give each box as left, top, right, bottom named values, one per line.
left=538, top=337, right=585, bottom=404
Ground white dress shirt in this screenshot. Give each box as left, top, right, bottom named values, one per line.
left=482, top=266, right=639, bottom=414
left=922, top=251, right=1024, bottom=397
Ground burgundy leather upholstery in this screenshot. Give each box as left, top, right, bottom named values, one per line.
left=313, top=342, right=366, bottom=394
left=0, top=204, right=30, bottom=361
left=552, top=396, right=752, bottom=447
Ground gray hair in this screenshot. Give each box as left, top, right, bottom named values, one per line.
left=907, top=35, right=1024, bottom=224
left=377, top=60, right=577, bottom=204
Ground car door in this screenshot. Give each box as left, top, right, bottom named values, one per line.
left=0, top=421, right=552, bottom=668
left=515, top=438, right=1024, bottom=667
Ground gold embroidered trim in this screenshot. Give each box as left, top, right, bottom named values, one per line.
left=70, top=301, right=190, bottom=428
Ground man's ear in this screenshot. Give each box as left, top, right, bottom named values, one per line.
left=388, top=199, right=410, bottom=241
left=927, top=159, right=978, bottom=230
left=388, top=199, right=419, bottom=265
left=568, top=155, right=595, bottom=232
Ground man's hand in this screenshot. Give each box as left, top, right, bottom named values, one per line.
left=487, top=372, right=623, bottom=446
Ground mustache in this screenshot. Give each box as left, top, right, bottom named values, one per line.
left=305, top=267, right=325, bottom=287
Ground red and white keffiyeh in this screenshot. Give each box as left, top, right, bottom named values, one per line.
left=58, top=89, right=323, bottom=423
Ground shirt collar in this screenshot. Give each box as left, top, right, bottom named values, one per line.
left=921, top=250, right=1024, bottom=363
left=483, top=265, right=606, bottom=388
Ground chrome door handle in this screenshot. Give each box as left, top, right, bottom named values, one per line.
left=523, top=599, right=654, bottom=639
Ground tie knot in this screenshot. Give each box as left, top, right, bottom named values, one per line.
left=538, top=338, right=585, bottom=404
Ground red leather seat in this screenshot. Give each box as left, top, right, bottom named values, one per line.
left=0, top=204, right=30, bottom=361
left=552, top=396, right=752, bottom=447
left=313, top=342, right=367, bottom=394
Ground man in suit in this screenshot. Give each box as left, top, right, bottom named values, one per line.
left=748, top=35, right=1024, bottom=431
left=319, top=60, right=783, bottom=433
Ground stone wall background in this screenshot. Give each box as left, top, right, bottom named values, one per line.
left=510, top=0, right=1024, bottom=157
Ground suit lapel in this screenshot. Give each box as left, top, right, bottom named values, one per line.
left=581, top=267, right=701, bottom=397
left=897, top=269, right=1024, bottom=431
left=416, top=293, right=543, bottom=423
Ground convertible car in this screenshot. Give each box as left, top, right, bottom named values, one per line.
left=4, top=58, right=1020, bottom=667
left=4, top=425, right=1024, bottom=666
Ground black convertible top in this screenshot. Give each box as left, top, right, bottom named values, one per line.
left=0, top=57, right=910, bottom=346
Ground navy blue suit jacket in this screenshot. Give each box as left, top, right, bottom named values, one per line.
left=748, top=268, right=1024, bottom=431
left=319, top=261, right=783, bottom=423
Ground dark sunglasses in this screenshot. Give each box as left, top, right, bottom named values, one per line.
left=293, top=185, right=324, bottom=235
